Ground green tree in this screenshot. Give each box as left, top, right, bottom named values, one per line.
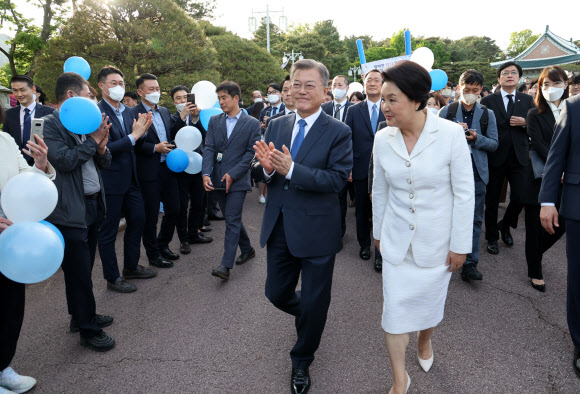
left=447, top=36, right=502, bottom=62
left=251, top=18, right=285, bottom=60
left=343, top=35, right=377, bottom=63
left=416, top=38, right=451, bottom=68
left=440, top=61, right=498, bottom=87
left=506, top=29, right=540, bottom=58
left=389, top=28, right=416, bottom=56
left=365, top=46, right=398, bottom=63
left=173, top=0, right=216, bottom=20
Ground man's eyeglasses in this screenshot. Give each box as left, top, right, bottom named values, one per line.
left=501, top=70, right=519, bottom=76
left=291, top=82, right=318, bottom=91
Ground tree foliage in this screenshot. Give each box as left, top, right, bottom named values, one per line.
left=506, top=30, right=540, bottom=58
left=173, top=0, right=216, bottom=20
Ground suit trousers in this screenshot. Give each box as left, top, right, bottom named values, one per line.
left=354, top=179, right=381, bottom=257
left=466, top=162, right=487, bottom=266
left=141, top=163, right=180, bottom=258
left=338, top=184, right=348, bottom=237
left=176, top=172, right=205, bottom=243
left=56, top=198, right=103, bottom=338
left=524, top=204, right=566, bottom=279
left=485, top=151, right=526, bottom=241
left=566, top=219, right=580, bottom=351
left=213, top=190, right=252, bottom=268
left=98, top=180, right=145, bottom=282
left=0, top=273, right=25, bottom=370
left=265, top=214, right=335, bottom=370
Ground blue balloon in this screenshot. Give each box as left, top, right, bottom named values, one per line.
left=213, top=101, right=221, bottom=109
left=63, top=56, right=91, bottom=80
left=0, top=222, right=64, bottom=284
left=166, top=149, right=189, bottom=172
left=430, top=69, right=448, bottom=91
left=200, top=108, right=223, bottom=130
left=59, top=97, right=102, bottom=135
left=242, top=108, right=248, bottom=115
left=39, top=220, right=65, bottom=248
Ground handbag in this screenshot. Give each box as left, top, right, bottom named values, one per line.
left=529, top=150, right=545, bottom=179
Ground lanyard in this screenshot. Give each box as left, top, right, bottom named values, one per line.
left=23, top=106, right=36, bottom=123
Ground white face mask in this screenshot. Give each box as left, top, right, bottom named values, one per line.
left=427, top=107, right=439, bottom=115
left=254, top=97, right=263, bottom=103
left=145, top=91, right=161, bottom=105
left=175, top=102, right=186, bottom=112
left=333, top=88, right=347, bottom=101
left=440, top=88, right=452, bottom=98
left=108, top=85, right=125, bottom=102
left=267, top=94, right=280, bottom=104
left=461, top=93, right=479, bottom=106
left=542, top=87, right=565, bottom=103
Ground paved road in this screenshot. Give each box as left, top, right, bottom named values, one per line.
left=12, top=188, right=580, bottom=393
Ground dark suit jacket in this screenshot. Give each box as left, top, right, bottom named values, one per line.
left=345, top=99, right=385, bottom=181
left=201, top=111, right=261, bottom=192
left=132, top=102, right=172, bottom=182
left=539, top=94, right=580, bottom=220
left=367, top=121, right=388, bottom=193
left=171, top=111, right=207, bottom=154
left=321, top=100, right=353, bottom=122
left=256, top=110, right=353, bottom=258
left=480, top=90, right=535, bottom=168
left=259, top=103, right=285, bottom=123
left=98, top=100, right=139, bottom=195
left=4, top=103, right=55, bottom=164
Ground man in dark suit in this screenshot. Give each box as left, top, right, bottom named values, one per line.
left=96, top=66, right=157, bottom=293
left=345, top=69, right=385, bottom=271
left=3, top=75, right=54, bottom=165
left=170, top=85, right=213, bottom=255
left=245, top=90, right=263, bottom=116
left=259, top=83, right=285, bottom=130
left=481, top=61, right=535, bottom=255
left=254, top=59, right=353, bottom=394
left=133, top=73, right=179, bottom=268
left=268, top=76, right=296, bottom=123
left=202, top=81, right=261, bottom=280
left=539, top=93, right=580, bottom=378
left=322, top=75, right=354, bottom=237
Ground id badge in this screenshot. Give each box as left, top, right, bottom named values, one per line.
left=216, top=152, right=223, bottom=162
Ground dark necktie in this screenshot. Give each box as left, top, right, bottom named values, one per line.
left=506, top=94, right=514, bottom=118
left=334, top=104, right=341, bottom=120
left=23, top=108, right=31, bottom=146
left=272, top=107, right=277, bottom=116
left=291, top=119, right=306, bottom=160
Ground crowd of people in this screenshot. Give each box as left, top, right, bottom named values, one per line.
left=0, top=56, right=579, bottom=394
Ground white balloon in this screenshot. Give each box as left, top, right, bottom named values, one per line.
left=184, top=152, right=203, bottom=174
left=191, top=81, right=218, bottom=110
left=411, top=47, right=435, bottom=70
left=175, top=126, right=202, bottom=151
left=347, top=82, right=364, bottom=98
left=1, top=172, right=58, bottom=223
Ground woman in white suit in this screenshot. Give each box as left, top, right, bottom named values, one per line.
left=0, top=104, right=55, bottom=394
left=372, top=61, right=474, bottom=393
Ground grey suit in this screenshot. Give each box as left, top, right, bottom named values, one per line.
left=202, top=110, right=261, bottom=268
left=440, top=103, right=498, bottom=267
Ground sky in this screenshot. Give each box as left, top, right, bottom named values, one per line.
left=3, top=0, right=578, bottom=55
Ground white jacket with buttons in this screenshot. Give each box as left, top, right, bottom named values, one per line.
left=372, top=110, right=474, bottom=267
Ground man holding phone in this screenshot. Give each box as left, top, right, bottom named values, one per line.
left=440, top=69, right=499, bottom=281
left=133, top=73, right=180, bottom=268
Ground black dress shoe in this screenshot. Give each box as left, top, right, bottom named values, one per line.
left=573, top=350, right=580, bottom=379
left=374, top=256, right=382, bottom=272
left=486, top=240, right=499, bottom=255
left=80, top=330, right=115, bottom=352
left=70, top=314, right=114, bottom=333
left=149, top=256, right=174, bottom=268
left=498, top=220, right=514, bottom=246
left=204, top=218, right=211, bottom=227
left=180, top=242, right=191, bottom=254
left=461, top=264, right=483, bottom=281
left=211, top=265, right=230, bottom=280
left=123, top=265, right=157, bottom=279
left=160, top=247, right=180, bottom=260
left=291, top=368, right=311, bottom=394
left=530, top=279, right=546, bottom=292
left=189, top=233, right=213, bottom=244
left=199, top=227, right=212, bottom=232
left=208, top=213, right=225, bottom=221
left=107, top=277, right=137, bottom=293
left=236, top=248, right=256, bottom=265
left=360, top=246, right=371, bottom=260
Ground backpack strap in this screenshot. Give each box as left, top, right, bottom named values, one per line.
left=444, top=101, right=460, bottom=121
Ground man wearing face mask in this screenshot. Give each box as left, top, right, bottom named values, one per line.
left=96, top=66, right=157, bottom=293
left=259, top=83, right=285, bottom=130
left=322, top=75, right=354, bottom=237
left=133, top=73, right=180, bottom=269
left=438, top=81, right=453, bottom=106
left=3, top=75, right=55, bottom=165
left=246, top=90, right=263, bottom=115
left=439, top=69, right=499, bottom=281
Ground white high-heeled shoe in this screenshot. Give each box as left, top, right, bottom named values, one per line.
left=388, top=372, right=411, bottom=394
left=417, top=340, right=434, bottom=372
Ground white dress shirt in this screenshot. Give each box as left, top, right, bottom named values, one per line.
left=284, top=107, right=294, bottom=115
left=500, top=88, right=516, bottom=112
left=332, top=99, right=347, bottom=121
left=19, top=101, right=37, bottom=140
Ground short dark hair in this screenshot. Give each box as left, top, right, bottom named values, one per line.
left=124, top=91, right=138, bottom=100
left=427, top=92, right=446, bottom=108
left=518, top=84, right=528, bottom=93
left=216, top=80, right=241, bottom=100
left=326, top=91, right=334, bottom=99
left=35, top=84, right=47, bottom=105
left=459, top=69, right=484, bottom=87
left=10, top=75, right=34, bottom=88
left=55, top=72, right=89, bottom=103
left=97, top=66, right=124, bottom=83
left=446, top=81, right=453, bottom=89
left=135, top=73, right=158, bottom=90
left=569, top=75, right=580, bottom=85
left=349, top=91, right=364, bottom=101
left=251, top=101, right=265, bottom=118
left=280, top=75, right=291, bottom=89
left=529, top=78, right=539, bottom=89
left=535, top=66, right=569, bottom=114
left=170, top=85, right=189, bottom=100
left=333, top=75, right=350, bottom=86
left=497, top=61, right=523, bottom=78
left=365, top=69, right=382, bottom=80
left=481, top=86, right=490, bottom=94
left=381, top=60, right=431, bottom=111
left=267, top=83, right=281, bottom=93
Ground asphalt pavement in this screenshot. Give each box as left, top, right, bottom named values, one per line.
left=12, top=188, right=580, bottom=393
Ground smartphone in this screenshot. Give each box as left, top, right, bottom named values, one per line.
left=465, top=129, right=475, bottom=136
left=187, top=93, right=195, bottom=104
left=30, top=118, right=44, bottom=140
